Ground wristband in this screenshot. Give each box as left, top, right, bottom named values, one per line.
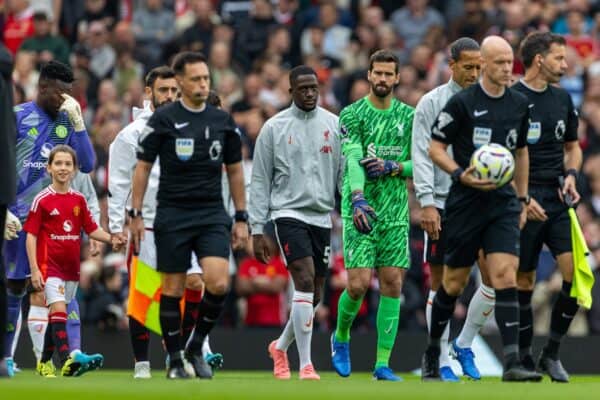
left=518, top=195, right=531, bottom=205
left=234, top=210, right=249, bottom=223
left=128, top=208, right=143, bottom=218
left=566, top=168, right=578, bottom=179
left=451, top=167, right=464, bottom=183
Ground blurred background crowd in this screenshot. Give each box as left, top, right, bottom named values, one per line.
left=3, top=0, right=600, bottom=337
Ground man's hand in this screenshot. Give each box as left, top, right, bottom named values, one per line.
left=352, top=191, right=377, bottom=234
left=130, top=216, right=145, bottom=256
left=559, top=174, right=580, bottom=207
left=421, top=206, right=441, bottom=240
left=59, top=93, right=85, bottom=131
left=4, top=210, right=22, bottom=240
left=460, top=165, right=498, bottom=191
left=526, top=197, right=548, bottom=221
left=30, top=268, right=44, bottom=292
left=360, top=157, right=401, bottom=179
left=253, top=234, right=271, bottom=264
left=231, top=222, right=249, bottom=250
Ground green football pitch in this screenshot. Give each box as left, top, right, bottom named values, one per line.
left=2, top=371, right=600, bottom=399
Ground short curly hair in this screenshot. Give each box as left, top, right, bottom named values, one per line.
left=39, top=60, right=74, bottom=83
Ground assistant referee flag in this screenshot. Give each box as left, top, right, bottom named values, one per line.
left=569, top=208, right=595, bottom=309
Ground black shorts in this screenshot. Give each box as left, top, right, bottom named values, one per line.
left=425, top=208, right=446, bottom=266
left=273, top=218, right=331, bottom=277
left=443, top=189, right=521, bottom=268
left=519, top=185, right=571, bottom=272
left=154, top=207, right=231, bottom=273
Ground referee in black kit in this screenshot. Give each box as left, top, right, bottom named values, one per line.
left=131, top=52, right=249, bottom=379
left=421, top=36, right=542, bottom=382
left=513, top=32, right=582, bottom=383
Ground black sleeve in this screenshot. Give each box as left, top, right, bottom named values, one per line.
left=516, top=103, right=529, bottom=149
left=137, top=112, right=168, bottom=163
left=223, top=114, right=242, bottom=165
left=431, top=94, right=463, bottom=145
left=565, top=93, right=579, bottom=142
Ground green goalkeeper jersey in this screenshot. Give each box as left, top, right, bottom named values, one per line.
left=339, top=96, right=414, bottom=225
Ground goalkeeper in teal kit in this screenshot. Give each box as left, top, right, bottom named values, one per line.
left=331, top=50, right=414, bottom=381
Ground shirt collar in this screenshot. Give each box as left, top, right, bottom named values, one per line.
left=291, top=102, right=318, bottom=119
left=448, top=78, right=462, bottom=93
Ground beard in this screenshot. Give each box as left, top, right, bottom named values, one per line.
left=371, top=83, right=392, bottom=98
left=153, top=97, right=173, bottom=109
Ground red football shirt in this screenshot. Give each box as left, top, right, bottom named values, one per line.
left=238, top=256, right=288, bottom=327
left=24, top=186, right=98, bottom=281
left=2, top=10, right=34, bottom=54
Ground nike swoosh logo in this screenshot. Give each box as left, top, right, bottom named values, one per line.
left=505, top=321, right=519, bottom=327
left=482, top=308, right=493, bottom=317
left=384, top=318, right=398, bottom=334
left=474, top=110, right=488, bottom=117
left=562, top=313, right=575, bottom=319
left=528, top=104, right=534, bottom=108
left=167, top=330, right=180, bottom=336
left=438, top=320, right=449, bottom=325
left=519, top=324, right=532, bottom=331
left=175, top=122, right=189, bottom=129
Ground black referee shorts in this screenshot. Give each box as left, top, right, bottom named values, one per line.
left=425, top=208, right=446, bottom=266
left=154, top=207, right=231, bottom=273
left=519, top=185, right=571, bottom=273
left=273, top=218, right=331, bottom=277
left=443, top=192, right=521, bottom=268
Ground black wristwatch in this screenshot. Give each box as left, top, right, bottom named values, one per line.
left=128, top=208, right=143, bottom=218
left=234, top=210, right=249, bottom=223
left=518, top=195, right=531, bottom=205
left=451, top=167, right=464, bottom=183
left=566, top=168, right=578, bottom=179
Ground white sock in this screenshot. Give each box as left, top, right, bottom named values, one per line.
left=456, top=284, right=495, bottom=349
left=276, top=319, right=295, bottom=351
left=291, top=291, right=314, bottom=369
left=426, top=290, right=451, bottom=367
left=27, top=306, right=49, bottom=362
left=11, top=310, right=23, bottom=358
left=201, top=335, right=212, bottom=358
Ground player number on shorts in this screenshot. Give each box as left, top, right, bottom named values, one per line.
left=323, top=246, right=331, bottom=265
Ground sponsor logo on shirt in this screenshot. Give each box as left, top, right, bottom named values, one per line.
left=50, top=234, right=79, bottom=241
left=63, top=220, right=73, bottom=233
left=40, top=143, right=54, bottom=159
left=377, top=146, right=403, bottom=157
left=23, top=160, right=46, bottom=169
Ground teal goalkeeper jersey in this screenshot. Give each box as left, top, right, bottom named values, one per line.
left=339, top=96, right=414, bottom=225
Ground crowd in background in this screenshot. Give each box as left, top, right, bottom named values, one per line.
left=3, top=0, right=600, bottom=337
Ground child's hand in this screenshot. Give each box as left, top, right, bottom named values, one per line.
left=30, top=269, right=45, bottom=292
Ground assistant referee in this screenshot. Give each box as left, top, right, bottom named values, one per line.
left=131, top=51, right=249, bottom=379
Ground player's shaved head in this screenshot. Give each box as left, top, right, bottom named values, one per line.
left=480, top=36, right=512, bottom=60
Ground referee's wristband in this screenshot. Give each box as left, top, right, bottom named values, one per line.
left=566, top=168, right=578, bottom=179
left=234, top=210, right=249, bottom=223
left=451, top=167, right=464, bottom=183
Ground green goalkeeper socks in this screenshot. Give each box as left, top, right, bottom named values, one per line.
left=334, top=289, right=363, bottom=343
left=375, top=295, right=401, bottom=369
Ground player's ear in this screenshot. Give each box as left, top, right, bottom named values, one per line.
left=144, top=86, right=152, bottom=98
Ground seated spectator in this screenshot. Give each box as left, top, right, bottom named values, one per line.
left=86, top=20, right=116, bottom=80
left=132, top=0, right=176, bottom=65
left=20, top=11, right=70, bottom=65
left=300, top=2, right=351, bottom=63
left=234, top=0, right=278, bottom=71
left=390, top=0, right=444, bottom=61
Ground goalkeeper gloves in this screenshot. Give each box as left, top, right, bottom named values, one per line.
left=4, top=210, right=22, bottom=240
left=360, top=157, right=401, bottom=179
left=352, top=191, right=377, bottom=234
left=59, top=94, right=85, bottom=131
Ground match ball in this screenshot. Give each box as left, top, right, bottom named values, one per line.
left=469, top=143, right=515, bottom=187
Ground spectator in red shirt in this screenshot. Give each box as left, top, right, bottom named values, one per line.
left=24, top=145, right=119, bottom=377
left=3, top=0, right=35, bottom=54
left=236, top=236, right=289, bottom=328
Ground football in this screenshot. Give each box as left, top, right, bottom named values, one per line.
left=469, top=143, right=515, bottom=187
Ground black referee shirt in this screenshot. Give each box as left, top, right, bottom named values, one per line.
left=512, top=80, right=578, bottom=185
left=431, top=82, right=529, bottom=197
left=137, top=100, right=242, bottom=209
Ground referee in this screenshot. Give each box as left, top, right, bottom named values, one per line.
left=421, top=36, right=542, bottom=382
left=131, top=52, right=248, bottom=379
left=513, top=32, right=582, bottom=382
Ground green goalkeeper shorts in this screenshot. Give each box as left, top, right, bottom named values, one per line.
left=342, top=219, right=410, bottom=268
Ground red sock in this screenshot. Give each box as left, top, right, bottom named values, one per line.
left=49, top=312, right=70, bottom=364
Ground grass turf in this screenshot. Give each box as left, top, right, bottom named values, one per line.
left=2, top=371, right=600, bottom=400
